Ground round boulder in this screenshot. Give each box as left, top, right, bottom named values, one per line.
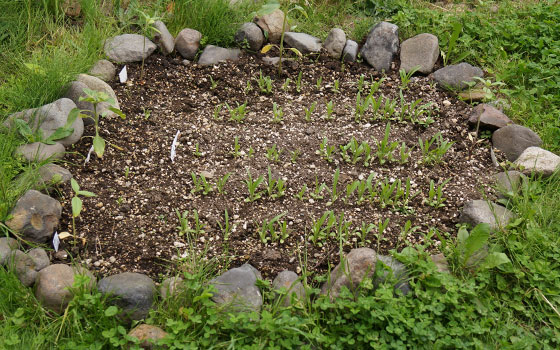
left=8, top=250, right=37, bottom=287
left=399, top=33, right=439, bottom=74
left=514, top=147, right=560, bottom=178
left=235, top=22, right=265, bottom=52
left=210, top=264, right=262, bottom=313
left=0, top=237, right=19, bottom=265
left=458, top=200, right=514, bottom=231
left=433, top=62, right=483, bottom=90
left=89, top=59, right=117, bottom=82
left=492, top=125, right=543, bottom=161
left=38, top=163, right=73, bottom=187
left=104, top=34, right=157, bottom=63
left=98, top=272, right=156, bottom=321
left=360, top=22, right=399, bottom=72
left=5, top=190, right=62, bottom=244
left=153, top=20, right=175, bottom=55
left=128, top=324, right=168, bottom=350
left=28, top=247, right=50, bottom=271
left=324, top=28, right=346, bottom=59
left=174, top=28, right=202, bottom=60
left=15, top=142, right=65, bottom=162
left=468, top=104, right=512, bottom=130
left=254, top=9, right=285, bottom=43
left=35, top=264, right=95, bottom=313
left=272, top=270, right=306, bottom=306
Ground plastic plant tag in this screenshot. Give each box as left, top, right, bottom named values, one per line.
left=119, top=66, right=127, bottom=83
left=84, top=145, right=94, bottom=164
left=170, top=130, right=180, bottom=163
left=53, top=231, right=60, bottom=252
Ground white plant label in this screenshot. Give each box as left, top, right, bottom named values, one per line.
left=170, top=130, right=181, bottom=163
left=53, top=231, right=60, bottom=252
left=119, top=65, right=127, bottom=83
left=84, top=145, right=94, bottom=165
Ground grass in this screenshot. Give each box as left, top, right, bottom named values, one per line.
left=1, top=0, right=560, bottom=348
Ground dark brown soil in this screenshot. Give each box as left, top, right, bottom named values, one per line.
left=57, top=52, right=499, bottom=281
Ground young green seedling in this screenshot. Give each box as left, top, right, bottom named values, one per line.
left=70, top=179, right=96, bottom=246
left=271, top=102, right=284, bottom=123
left=245, top=170, right=265, bottom=202
left=304, top=101, right=317, bottom=122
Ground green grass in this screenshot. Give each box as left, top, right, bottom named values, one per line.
left=1, top=0, right=560, bottom=348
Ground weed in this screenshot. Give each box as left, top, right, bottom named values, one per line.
left=309, top=210, right=336, bottom=246
left=271, top=102, right=284, bottom=123
left=310, top=176, right=327, bottom=200
left=266, top=167, right=286, bottom=199
left=316, top=76, right=323, bottom=89
left=304, top=101, right=317, bottom=122
left=244, top=80, right=253, bottom=94
left=328, top=168, right=340, bottom=204
left=418, top=133, right=454, bottom=165
left=357, top=222, right=375, bottom=247
left=194, top=143, right=202, bottom=157
left=295, top=184, right=308, bottom=201
left=215, top=173, right=231, bottom=194
left=295, top=71, right=303, bottom=93
left=231, top=136, right=242, bottom=158
left=70, top=179, right=95, bottom=246
left=317, top=137, right=335, bottom=163
left=398, top=142, right=412, bottom=164
left=209, top=76, right=218, bottom=90
left=325, top=100, right=334, bottom=120
left=218, top=210, right=232, bottom=241
left=176, top=209, right=192, bottom=236
left=257, top=70, right=273, bottom=94
left=265, top=144, right=282, bottom=163
left=375, top=122, right=399, bottom=164
left=332, top=79, right=340, bottom=93
left=258, top=212, right=287, bottom=244
left=212, top=103, right=223, bottom=120
left=290, top=149, right=301, bottom=163
left=425, top=178, right=451, bottom=208
left=399, top=220, right=420, bottom=244
left=398, top=66, right=419, bottom=90
left=225, top=102, right=247, bottom=123
left=191, top=172, right=213, bottom=195
left=340, top=137, right=371, bottom=166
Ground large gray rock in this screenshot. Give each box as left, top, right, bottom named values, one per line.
left=360, top=22, right=399, bottom=72
left=324, top=28, right=346, bottom=59
left=29, top=247, right=50, bottom=271
left=375, top=255, right=410, bottom=296
left=235, top=22, right=264, bottom=51
left=160, top=276, right=184, bottom=299
left=514, top=147, right=560, bottom=178
left=458, top=200, right=514, bottom=231
left=468, top=103, right=513, bottom=130
left=198, top=45, right=241, bottom=66
left=104, top=34, right=157, bottom=63
left=272, top=270, right=306, bottom=306
left=38, top=163, right=73, bottom=187
left=254, top=9, right=285, bottom=43
left=342, top=39, right=358, bottom=63
left=15, top=142, right=65, bottom=162
left=128, top=324, right=168, bottom=350
left=433, top=62, right=483, bottom=90
left=284, top=32, right=322, bottom=54
left=399, top=33, right=439, bottom=74
left=210, top=264, right=262, bottom=313
left=98, top=272, right=156, bottom=321
left=430, top=253, right=450, bottom=273
left=8, top=98, right=83, bottom=146
left=175, top=28, right=202, bottom=60
left=8, top=250, right=37, bottom=287
left=35, top=264, right=95, bottom=313
left=0, top=237, right=18, bottom=265
left=493, top=171, right=526, bottom=199
left=88, top=59, right=116, bottom=82
left=492, top=124, right=542, bottom=161
left=5, top=190, right=62, bottom=244
left=321, top=248, right=377, bottom=299
left=153, top=20, right=174, bottom=55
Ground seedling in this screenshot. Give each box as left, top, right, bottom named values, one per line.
left=329, top=168, right=341, bottom=204
left=14, top=112, right=78, bottom=145
left=78, top=88, right=125, bottom=158
left=231, top=136, right=242, bottom=158
left=191, top=172, right=213, bottom=195
left=226, top=102, right=247, bottom=123
left=310, top=176, right=327, bottom=200
left=258, top=212, right=287, bottom=244
left=190, top=209, right=206, bottom=236
left=398, top=66, right=419, bottom=90
left=290, top=149, right=301, bottom=163
left=332, top=79, right=340, bottom=93
left=244, top=170, right=265, bottom=202
left=215, top=173, right=231, bottom=194
left=425, top=178, right=451, bottom=208
left=369, top=77, right=386, bottom=95
left=218, top=210, right=232, bottom=241
left=70, top=179, right=95, bottom=246
left=340, top=137, right=371, bottom=166
left=399, top=220, right=420, bottom=244
left=271, top=102, right=284, bottom=123
left=244, top=80, right=253, bottom=94
left=354, top=91, right=371, bottom=122
left=374, top=218, right=390, bottom=252
left=357, top=74, right=365, bottom=93
left=213, top=103, right=223, bottom=120
left=124, top=166, right=130, bottom=179
left=375, top=122, right=399, bottom=164
left=295, top=71, right=303, bottom=93
left=358, top=222, right=375, bottom=246
left=209, top=75, right=218, bottom=90
left=304, top=101, right=317, bottom=122
left=325, top=100, right=334, bottom=120
left=398, top=142, right=412, bottom=164
left=176, top=209, right=192, bottom=236
left=265, top=144, right=282, bottom=163
left=418, top=133, right=454, bottom=165
left=257, top=70, right=273, bottom=94
left=282, top=78, right=291, bottom=91
left=317, top=137, right=335, bottom=163
left=316, top=76, right=323, bottom=89
left=309, top=210, right=336, bottom=246
left=194, top=143, right=202, bottom=157
left=136, top=9, right=161, bottom=80
left=266, top=167, right=286, bottom=199
left=295, top=184, right=308, bottom=201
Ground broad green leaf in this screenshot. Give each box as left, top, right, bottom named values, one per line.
left=72, top=196, right=82, bottom=218
left=66, top=108, right=80, bottom=127
left=104, top=306, right=119, bottom=317
left=480, top=252, right=511, bottom=270
left=261, top=44, right=275, bottom=54
left=93, top=134, right=106, bottom=158
left=291, top=5, right=308, bottom=18
left=14, top=119, right=33, bottom=139
left=71, top=178, right=80, bottom=193
left=78, top=190, right=96, bottom=198
left=109, top=107, right=126, bottom=119
left=46, top=127, right=73, bottom=143
left=463, top=223, right=490, bottom=263
left=457, top=226, right=469, bottom=245
left=257, top=3, right=280, bottom=16
left=24, top=63, right=45, bottom=75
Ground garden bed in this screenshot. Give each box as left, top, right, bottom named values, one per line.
left=58, top=53, right=498, bottom=279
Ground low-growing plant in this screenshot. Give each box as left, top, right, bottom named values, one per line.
left=295, top=184, right=308, bottom=201
left=136, top=9, right=161, bottom=80
left=340, top=137, right=371, bottom=166
left=193, top=142, right=202, bottom=157
left=266, top=167, right=286, bottom=199
left=218, top=210, right=232, bottom=241
left=304, top=101, right=317, bottom=122
left=244, top=169, right=265, bottom=202
left=13, top=112, right=78, bottom=146
left=209, top=75, right=219, bottom=90
left=271, top=102, right=284, bottom=123
left=282, top=77, right=291, bottom=91
left=295, top=71, right=303, bottom=93
left=316, top=76, right=323, bottom=89
left=231, top=136, right=242, bottom=158
left=258, top=212, right=287, bottom=244
left=418, top=133, right=454, bottom=165
left=452, top=223, right=511, bottom=271
left=290, top=149, right=301, bottom=163
left=357, top=74, right=365, bottom=93
left=317, top=137, right=335, bottom=163
left=309, top=210, right=336, bottom=246
left=310, top=176, right=327, bottom=200
left=354, top=91, right=372, bottom=122
left=226, top=101, right=247, bottom=123
left=373, top=218, right=390, bottom=251
left=257, top=70, right=273, bottom=94
left=375, top=122, right=399, bottom=164
left=399, top=219, right=420, bottom=244
left=244, top=80, right=253, bottom=94
left=357, top=221, right=375, bottom=247
left=328, top=168, right=341, bottom=204
left=398, top=66, right=419, bottom=90
left=398, top=142, right=412, bottom=164
left=176, top=209, right=192, bottom=236
left=425, top=178, right=451, bottom=208
left=265, top=144, right=282, bottom=163
left=212, top=103, right=223, bottom=120
left=191, top=172, right=213, bottom=195
left=215, top=172, right=231, bottom=194
left=332, top=79, right=340, bottom=93
left=325, top=100, right=334, bottom=120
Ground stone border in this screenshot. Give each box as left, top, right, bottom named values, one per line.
left=2, top=11, right=559, bottom=341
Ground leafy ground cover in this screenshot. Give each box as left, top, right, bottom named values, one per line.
left=1, top=0, right=559, bottom=349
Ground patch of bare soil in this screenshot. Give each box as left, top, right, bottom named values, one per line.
left=58, top=53, right=499, bottom=280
